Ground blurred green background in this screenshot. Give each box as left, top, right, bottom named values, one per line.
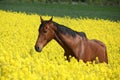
left=0, top=0, right=120, bottom=21
left=1, top=0, right=120, bottom=5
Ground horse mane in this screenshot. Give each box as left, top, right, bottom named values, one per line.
left=54, top=22, right=76, bottom=37
left=39, top=20, right=87, bottom=38
left=77, top=32, right=87, bottom=38
left=53, top=22, right=87, bottom=38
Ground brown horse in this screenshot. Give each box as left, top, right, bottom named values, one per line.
left=35, top=17, right=108, bottom=63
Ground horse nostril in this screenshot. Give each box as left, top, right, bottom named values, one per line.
left=35, top=46, right=42, bottom=52
left=35, top=46, right=39, bottom=50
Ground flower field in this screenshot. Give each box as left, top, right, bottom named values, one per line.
left=0, top=10, right=120, bottom=80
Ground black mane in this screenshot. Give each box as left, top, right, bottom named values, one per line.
left=77, top=32, right=87, bottom=38
left=53, top=22, right=87, bottom=38
left=39, top=20, right=87, bottom=38
left=54, top=22, right=76, bottom=37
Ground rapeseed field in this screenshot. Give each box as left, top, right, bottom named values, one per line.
left=0, top=10, right=120, bottom=80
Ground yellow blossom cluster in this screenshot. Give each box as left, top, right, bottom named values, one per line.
left=0, top=10, right=120, bottom=80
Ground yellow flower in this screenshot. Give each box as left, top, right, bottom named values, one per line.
left=0, top=10, right=120, bottom=80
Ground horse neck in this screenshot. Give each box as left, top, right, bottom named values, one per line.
left=54, top=29, right=65, bottom=43
left=53, top=24, right=76, bottom=51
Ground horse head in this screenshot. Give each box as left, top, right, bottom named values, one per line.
left=35, top=16, right=55, bottom=52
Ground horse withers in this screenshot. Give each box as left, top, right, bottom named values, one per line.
left=35, top=17, right=108, bottom=63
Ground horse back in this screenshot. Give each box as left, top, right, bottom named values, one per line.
left=92, top=39, right=106, bottom=48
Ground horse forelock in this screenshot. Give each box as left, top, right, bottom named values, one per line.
left=39, top=21, right=49, bottom=31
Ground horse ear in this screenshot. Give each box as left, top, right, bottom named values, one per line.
left=49, top=16, right=53, bottom=21
left=40, top=16, right=43, bottom=23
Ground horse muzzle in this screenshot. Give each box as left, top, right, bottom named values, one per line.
left=35, top=46, right=42, bottom=52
